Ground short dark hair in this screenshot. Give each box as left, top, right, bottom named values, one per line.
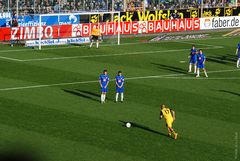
left=118, top=70, right=122, bottom=74
left=103, top=69, right=107, bottom=73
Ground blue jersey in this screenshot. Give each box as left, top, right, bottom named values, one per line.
left=197, top=53, right=206, bottom=64
left=190, top=49, right=197, bottom=59
left=99, top=74, right=109, bottom=87
left=237, top=43, right=240, bottom=50
left=116, top=75, right=124, bottom=87
left=237, top=43, right=240, bottom=57
left=116, top=75, right=124, bottom=93
left=190, top=48, right=197, bottom=64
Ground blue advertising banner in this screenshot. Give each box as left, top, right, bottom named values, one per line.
left=0, top=12, right=11, bottom=27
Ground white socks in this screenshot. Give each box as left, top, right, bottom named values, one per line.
left=115, top=93, right=119, bottom=102
left=101, top=94, right=104, bottom=103
left=188, top=64, right=192, bottom=72
left=90, top=41, right=99, bottom=48
left=101, top=94, right=106, bottom=103
left=196, top=69, right=208, bottom=77
left=196, top=69, right=200, bottom=77
left=194, top=65, right=197, bottom=73
left=90, top=42, right=93, bottom=48
left=115, top=93, right=124, bottom=102
left=204, top=70, right=208, bottom=77
left=121, top=93, right=124, bottom=102
left=189, top=64, right=197, bottom=73
left=237, top=59, right=240, bottom=68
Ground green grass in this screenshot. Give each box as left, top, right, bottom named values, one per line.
left=0, top=33, right=239, bottom=161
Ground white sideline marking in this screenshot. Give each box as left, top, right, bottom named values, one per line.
left=20, top=49, right=190, bottom=62
left=179, top=61, right=186, bottom=63
left=0, top=69, right=239, bottom=91
left=160, top=77, right=240, bottom=80
left=175, top=40, right=223, bottom=48
left=0, top=56, right=22, bottom=61
left=20, top=46, right=223, bottom=62
left=0, top=36, right=229, bottom=54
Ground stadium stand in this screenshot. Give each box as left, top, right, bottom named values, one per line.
left=0, top=0, right=239, bottom=15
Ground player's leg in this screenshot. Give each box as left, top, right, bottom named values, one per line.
left=103, top=92, right=106, bottom=103
left=167, top=127, right=171, bottom=136
left=115, top=92, right=119, bottom=102
left=188, top=63, right=192, bottom=72
left=90, top=37, right=94, bottom=48
left=167, top=120, right=177, bottom=139
left=96, top=40, right=99, bottom=48
left=103, top=87, right=108, bottom=103
left=100, top=91, right=104, bottom=103
left=194, top=63, right=197, bottom=74
left=196, top=67, right=200, bottom=77
left=120, top=92, right=124, bottom=102
left=203, top=68, right=208, bottom=77
left=237, top=58, right=240, bottom=68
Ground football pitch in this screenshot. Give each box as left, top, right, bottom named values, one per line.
left=0, top=32, right=239, bottom=161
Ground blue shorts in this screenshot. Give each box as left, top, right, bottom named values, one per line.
left=116, top=87, right=124, bottom=93
left=190, top=57, right=197, bottom=64
left=197, top=63, right=205, bottom=69
left=101, top=87, right=108, bottom=93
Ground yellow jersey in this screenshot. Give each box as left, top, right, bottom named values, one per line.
left=91, top=28, right=100, bottom=36
left=161, top=107, right=173, bottom=121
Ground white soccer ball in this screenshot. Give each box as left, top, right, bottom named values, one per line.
left=126, top=122, right=131, bottom=128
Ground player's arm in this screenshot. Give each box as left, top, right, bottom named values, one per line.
left=115, top=79, right=121, bottom=88
left=120, top=78, right=124, bottom=88
left=105, top=81, right=109, bottom=88
left=188, top=51, right=191, bottom=58
left=104, top=78, right=109, bottom=88
left=160, top=111, right=163, bottom=120
left=99, top=81, right=102, bottom=88
left=120, top=81, right=124, bottom=88
left=170, top=109, right=175, bottom=120
left=99, top=78, right=102, bottom=88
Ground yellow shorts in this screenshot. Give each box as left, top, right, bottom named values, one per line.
left=166, top=119, right=173, bottom=128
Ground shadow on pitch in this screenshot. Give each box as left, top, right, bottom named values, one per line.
left=119, top=120, right=168, bottom=137
left=76, top=89, right=100, bottom=97
left=218, top=90, right=240, bottom=97
left=207, top=55, right=235, bottom=65
left=151, top=63, right=186, bottom=74
left=0, top=148, right=41, bottom=161
left=63, top=89, right=99, bottom=102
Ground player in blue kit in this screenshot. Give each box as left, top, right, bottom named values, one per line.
left=99, top=69, right=109, bottom=104
left=236, top=42, right=240, bottom=68
left=115, top=71, right=124, bottom=102
left=196, top=49, right=208, bottom=78
left=188, top=45, right=197, bottom=73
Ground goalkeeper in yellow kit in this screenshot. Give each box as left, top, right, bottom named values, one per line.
left=160, top=104, right=178, bottom=139
left=90, top=24, right=101, bottom=48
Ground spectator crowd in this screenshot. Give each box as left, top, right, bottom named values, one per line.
left=0, top=0, right=239, bottom=15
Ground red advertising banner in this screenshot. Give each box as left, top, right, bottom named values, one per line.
left=0, top=18, right=200, bottom=41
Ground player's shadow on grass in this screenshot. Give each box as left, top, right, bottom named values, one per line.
left=151, top=63, right=186, bottom=74
left=207, top=55, right=235, bottom=65
left=0, top=149, right=41, bottom=161
left=63, top=89, right=100, bottom=102
left=76, top=89, right=100, bottom=97
left=119, top=120, right=168, bottom=137
left=218, top=90, right=240, bottom=97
